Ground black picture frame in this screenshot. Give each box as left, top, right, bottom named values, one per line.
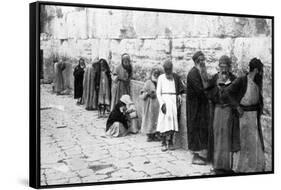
left=30, top=1, right=274, bottom=189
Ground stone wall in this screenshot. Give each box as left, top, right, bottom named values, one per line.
left=40, top=6, right=272, bottom=78
left=40, top=5, right=272, bottom=171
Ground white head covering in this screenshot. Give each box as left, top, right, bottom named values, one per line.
left=120, top=95, right=133, bottom=106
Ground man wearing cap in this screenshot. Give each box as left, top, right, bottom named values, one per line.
left=156, top=59, right=184, bottom=151
left=186, top=51, right=210, bottom=165
left=204, top=55, right=239, bottom=174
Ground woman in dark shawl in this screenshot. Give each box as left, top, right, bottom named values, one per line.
left=73, top=58, right=85, bottom=104
left=106, top=96, right=130, bottom=137
left=83, top=60, right=100, bottom=110
left=110, top=53, right=133, bottom=111
left=98, top=58, right=112, bottom=117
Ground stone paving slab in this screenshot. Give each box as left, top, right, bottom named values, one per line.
left=40, top=84, right=214, bottom=186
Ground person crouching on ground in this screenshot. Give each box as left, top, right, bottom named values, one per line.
left=156, top=60, right=184, bottom=151
left=106, top=95, right=138, bottom=137
left=140, top=67, right=161, bottom=142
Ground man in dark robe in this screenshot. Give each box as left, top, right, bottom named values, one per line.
left=203, top=55, right=240, bottom=174
left=219, top=58, right=265, bottom=173
left=73, top=58, right=85, bottom=104
left=186, top=51, right=209, bottom=165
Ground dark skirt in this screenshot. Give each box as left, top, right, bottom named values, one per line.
left=73, top=67, right=84, bottom=99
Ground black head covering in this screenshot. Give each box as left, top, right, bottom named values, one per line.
left=249, top=58, right=264, bottom=89
left=249, top=58, right=263, bottom=72
left=106, top=100, right=128, bottom=131
left=219, top=55, right=232, bottom=67
left=192, top=51, right=204, bottom=63
left=163, top=59, right=173, bottom=73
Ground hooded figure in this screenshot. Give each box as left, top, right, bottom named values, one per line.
left=140, top=67, right=161, bottom=142
left=83, top=60, right=100, bottom=110
left=73, top=58, right=85, bottom=104
left=53, top=57, right=72, bottom=95
left=110, top=53, right=133, bottom=111
left=98, top=58, right=112, bottom=117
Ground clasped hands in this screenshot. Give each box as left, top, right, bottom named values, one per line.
left=143, top=91, right=157, bottom=99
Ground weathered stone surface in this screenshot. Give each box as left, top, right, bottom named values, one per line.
left=133, top=11, right=159, bottom=38
left=233, top=37, right=272, bottom=69
left=40, top=84, right=214, bottom=185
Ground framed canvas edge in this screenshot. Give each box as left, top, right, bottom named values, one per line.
left=29, top=1, right=275, bottom=189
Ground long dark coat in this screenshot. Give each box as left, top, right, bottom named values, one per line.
left=186, top=66, right=209, bottom=151
left=73, top=65, right=84, bottom=99
left=173, top=73, right=185, bottom=121
left=204, top=73, right=240, bottom=162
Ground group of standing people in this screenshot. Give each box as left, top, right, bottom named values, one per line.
left=185, top=51, right=265, bottom=174
left=72, top=54, right=138, bottom=135
left=70, top=50, right=265, bottom=175
left=138, top=51, right=265, bottom=175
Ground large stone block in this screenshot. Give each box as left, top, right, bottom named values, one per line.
left=50, top=17, right=68, bottom=39
left=111, top=39, right=141, bottom=58
left=66, top=10, right=88, bottom=39
left=90, top=39, right=100, bottom=60
left=132, top=11, right=159, bottom=38
left=107, top=10, right=125, bottom=38
left=94, top=9, right=136, bottom=39
left=157, top=12, right=195, bottom=38
left=130, top=80, right=145, bottom=126
left=76, top=39, right=92, bottom=59
left=172, top=37, right=233, bottom=75
left=92, top=9, right=112, bottom=38
left=131, top=39, right=172, bottom=63
left=233, top=37, right=272, bottom=71
left=98, top=39, right=111, bottom=59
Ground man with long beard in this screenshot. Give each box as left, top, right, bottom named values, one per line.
left=203, top=55, right=240, bottom=174
left=186, top=51, right=209, bottom=165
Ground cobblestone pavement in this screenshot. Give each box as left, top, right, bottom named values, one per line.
left=40, top=84, right=213, bottom=186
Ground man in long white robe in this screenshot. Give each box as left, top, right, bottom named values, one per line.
left=156, top=60, right=184, bottom=151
